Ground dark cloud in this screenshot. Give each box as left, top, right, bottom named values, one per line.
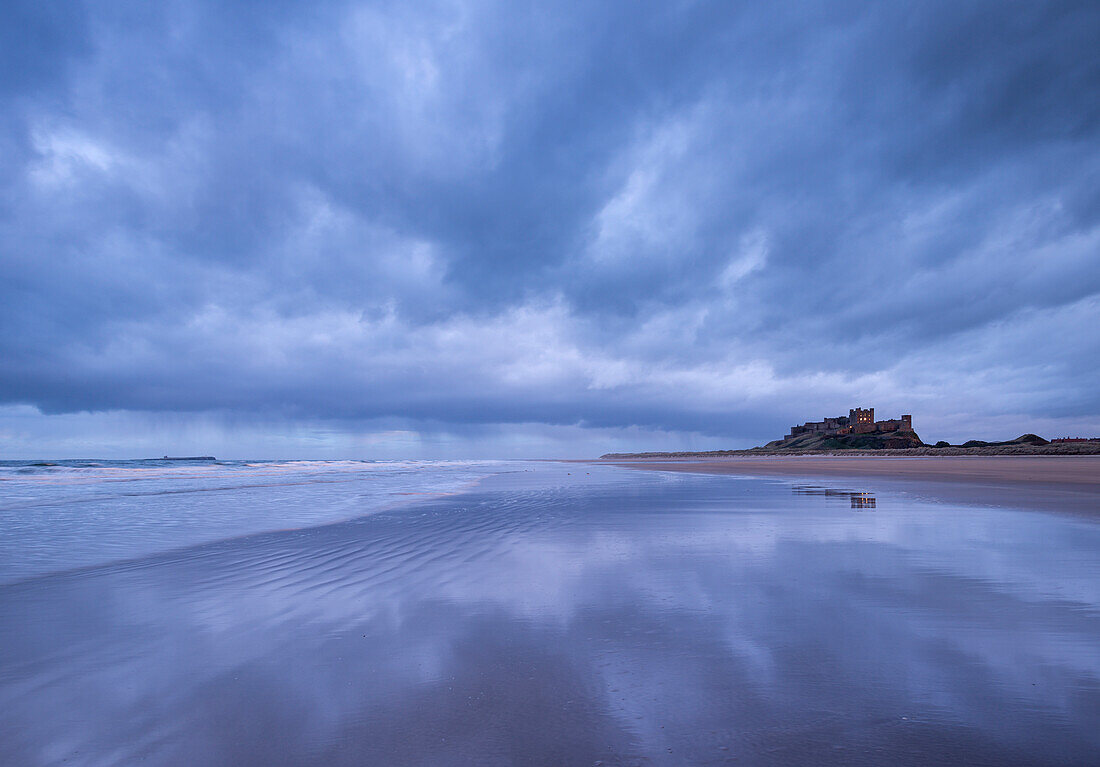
left=1, top=0, right=1098, bottom=454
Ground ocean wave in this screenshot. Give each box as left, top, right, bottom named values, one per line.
left=0, top=458, right=518, bottom=584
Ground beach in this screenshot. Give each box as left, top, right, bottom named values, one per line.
left=601, top=455, right=1100, bottom=516
left=1, top=459, right=1099, bottom=765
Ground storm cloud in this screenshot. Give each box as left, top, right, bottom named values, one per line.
left=2, top=0, right=1099, bottom=456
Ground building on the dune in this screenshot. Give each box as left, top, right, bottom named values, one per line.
left=786, top=408, right=913, bottom=440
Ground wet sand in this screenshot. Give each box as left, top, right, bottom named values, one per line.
left=3, top=463, right=1100, bottom=765
left=600, top=456, right=1100, bottom=515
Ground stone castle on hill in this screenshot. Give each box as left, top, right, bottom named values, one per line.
left=786, top=408, right=913, bottom=441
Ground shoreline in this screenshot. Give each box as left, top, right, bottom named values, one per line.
left=5, top=462, right=1099, bottom=764
left=594, top=455, right=1100, bottom=516
left=601, top=442, right=1100, bottom=458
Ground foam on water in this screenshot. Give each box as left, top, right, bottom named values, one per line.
left=0, top=458, right=514, bottom=584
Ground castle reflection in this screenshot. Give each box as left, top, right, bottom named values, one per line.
left=792, top=485, right=877, bottom=509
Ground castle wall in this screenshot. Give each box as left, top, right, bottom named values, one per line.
left=874, top=419, right=908, bottom=432
left=787, top=409, right=912, bottom=440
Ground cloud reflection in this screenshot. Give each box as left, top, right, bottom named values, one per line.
left=1, top=470, right=1098, bottom=765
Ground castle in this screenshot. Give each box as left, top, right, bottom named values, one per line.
left=786, top=408, right=913, bottom=441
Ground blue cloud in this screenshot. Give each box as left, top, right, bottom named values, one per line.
left=2, top=0, right=1099, bottom=454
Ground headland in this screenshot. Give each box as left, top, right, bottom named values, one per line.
left=602, top=406, right=1100, bottom=458
left=598, top=407, right=1100, bottom=515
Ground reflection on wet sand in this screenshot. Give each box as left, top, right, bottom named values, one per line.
left=792, top=484, right=877, bottom=509
left=1, top=468, right=1098, bottom=766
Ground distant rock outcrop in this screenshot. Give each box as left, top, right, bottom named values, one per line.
left=762, top=429, right=924, bottom=451
left=932, top=434, right=1049, bottom=449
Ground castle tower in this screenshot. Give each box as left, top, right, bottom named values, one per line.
left=850, top=407, right=875, bottom=433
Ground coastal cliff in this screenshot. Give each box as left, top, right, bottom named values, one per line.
left=601, top=434, right=1100, bottom=459
left=761, top=429, right=925, bottom=451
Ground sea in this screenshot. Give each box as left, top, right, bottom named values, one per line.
left=0, top=458, right=504, bottom=584
left=1, top=458, right=1098, bottom=765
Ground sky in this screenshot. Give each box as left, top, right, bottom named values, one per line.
left=1, top=1, right=1099, bottom=459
